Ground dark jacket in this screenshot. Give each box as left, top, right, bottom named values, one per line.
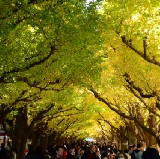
left=67, top=153, right=76, bottom=159
left=31, top=153, right=47, bottom=159
left=131, top=150, right=143, bottom=159
left=0, top=149, right=14, bottom=159
left=81, top=151, right=99, bottom=159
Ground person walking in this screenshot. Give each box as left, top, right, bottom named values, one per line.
left=142, top=147, right=160, bottom=159
left=131, top=144, right=143, bottom=159
left=81, top=145, right=100, bottom=159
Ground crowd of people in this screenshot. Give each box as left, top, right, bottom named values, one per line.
left=0, top=141, right=160, bottom=159
left=26, top=141, right=160, bottom=159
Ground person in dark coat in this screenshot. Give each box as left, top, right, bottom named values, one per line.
left=31, top=146, right=48, bottom=159
left=26, top=144, right=35, bottom=159
left=52, top=146, right=64, bottom=159
left=142, top=147, right=160, bottom=159
left=67, top=147, right=76, bottom=159
left=0, top=143, right=14, bottom=159
left=81, top=145, right=99, bottom=159
left=131, top=144, right=143, bottom=159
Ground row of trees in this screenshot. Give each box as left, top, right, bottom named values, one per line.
left=0, top=0, right=104, bottom=158
left=0, top=0, right=160, bottom=159
left=91, top=0, right=160, bottom=147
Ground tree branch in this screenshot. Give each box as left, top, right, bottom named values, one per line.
left=90, top=89, right=159, bottom=140
left=143, top=37, right=147, bottom=59
left=123, top=72, right=160, bottom=116
left=0, top=45, right=57, bottom=83
left=28, top=103, right=55, bottom=133
left=120, top=35, right=160, bottom=66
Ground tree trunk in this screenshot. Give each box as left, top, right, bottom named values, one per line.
left=40, top=134, right=48, bottom=150
left=12, top=107, right=28, bottom=159
left=31, top=130, right=41, bottom=148
left=147, top=113, right=157, bottom=146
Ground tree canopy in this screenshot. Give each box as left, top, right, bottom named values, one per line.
left=0, top=1, right=160, bottom=158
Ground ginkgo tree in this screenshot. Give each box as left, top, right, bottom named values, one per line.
left=1, top=1, right=160, bottom=158
left=90, top=0, right=160, bottom=146
left=0, top=0, right=105, bottom=158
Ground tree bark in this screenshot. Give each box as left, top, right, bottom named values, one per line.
left=12, top=107, right=28, bottom=159
left=31, top=130, right=41, bottom=149
left=40, top=134, right=48, bottom=150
